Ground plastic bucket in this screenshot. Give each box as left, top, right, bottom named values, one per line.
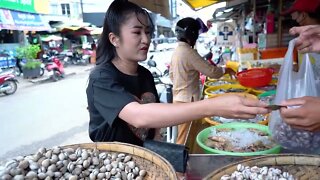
left=204, top=79, right=237, bottom=88
left=237, top=68, right=273, bottom=88
left=207, top=74, right=233, bottom=81
left=204, top=84, right=251, bottom=97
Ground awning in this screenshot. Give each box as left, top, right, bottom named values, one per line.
left=90, top=28, right=103, bottom=35
left=51, top=22, right=91, bottom=31
left=41, top=35, right=64, bottom=42
left=130, top=0, right=171, bottom=19
left=0, top=9, right=50, bottom=31
left=182, top=0, right=225, bottom=10
left=210, top=0, right=249, bottom=22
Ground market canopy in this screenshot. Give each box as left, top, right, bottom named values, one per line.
left=129, top=0, right=171, bottom=18
left=0, top=9, right=50, bottom=31
left=41, top=35, right=64, bottom=42
left=51, top=22, right=91, bottom=31
left=90, top=28, right=103, bottom=35
left=182, top=0, right=226, bottom=10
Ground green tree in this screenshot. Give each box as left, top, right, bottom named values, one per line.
left=16, top=44, right=41, bottom=69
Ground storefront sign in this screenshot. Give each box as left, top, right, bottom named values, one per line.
left=0, top=0, right=49, bottom=14
left=0, top=9, right=15, bottom=29
left=0, top=9, right=50, bottom=31
left=216, top=22, right=235, bottom=47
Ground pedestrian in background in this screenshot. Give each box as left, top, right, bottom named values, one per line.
left=170, top=17, right=236, bottom=145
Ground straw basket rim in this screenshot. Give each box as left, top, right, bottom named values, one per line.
left=63, top=142, right=178, bottom=180
left=204, top=154, right=320, bottom=180
left=204, top=84, right=252, bottom=97
left=203, top=116, right=268, bottom=126
left=204, top=79, right=238, bottom=88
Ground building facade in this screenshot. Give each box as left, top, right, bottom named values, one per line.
left=47, top=0, right=83, bottom=25
left=0, top=0, right=51, bottom=51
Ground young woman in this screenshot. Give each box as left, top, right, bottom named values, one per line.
left=86, top=0, right=270, bottom=146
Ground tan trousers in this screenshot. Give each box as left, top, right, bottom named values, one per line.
left=173, top=100, right=193, bottom=145
left=176, top=121, right=192, bottom=145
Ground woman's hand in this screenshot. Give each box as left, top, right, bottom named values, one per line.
left=224, top=68, right=237, bottom=79
left=208, top=94, right=270, bottom=119
left=280, top=96, right=320, bottom=132
left=290, top=25, right=320, bottom=53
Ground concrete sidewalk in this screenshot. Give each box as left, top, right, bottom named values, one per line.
left=17, top=64, right=94, bottom=89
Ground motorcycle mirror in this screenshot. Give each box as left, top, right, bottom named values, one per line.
left=150, top=55, right=154, bottom=60
left=151, top=71, right=159, bottom=78
left=147, top=59, right=157, bottom=67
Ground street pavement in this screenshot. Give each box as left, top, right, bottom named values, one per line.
left=17, top=65, right=94, bottom=89
left=0, top=50, right=173, bottom=163
left=0, top=65, right=93, bottom=163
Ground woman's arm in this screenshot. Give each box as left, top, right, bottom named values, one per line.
left=119, top=94, right=270, bottom=128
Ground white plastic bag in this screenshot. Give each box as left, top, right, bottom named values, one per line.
left=269, top=39, right=320, bottom=153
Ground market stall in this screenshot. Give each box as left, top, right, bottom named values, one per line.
left=182, top=59, right=320, bottom=179
left=179, top=0, right=320, bottom=178
left=208, top=0, right=297, bottom=62
left=1, top=0, right=320, bottom=179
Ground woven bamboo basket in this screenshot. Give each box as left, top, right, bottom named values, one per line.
left=63, top=142, right=177, bottom=180
left=204, top=154, right=320, bottom=180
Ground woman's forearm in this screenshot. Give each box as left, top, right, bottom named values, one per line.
left=119, top=95, right=269, bottom=129
left=120, top=101, right=213, bottom=128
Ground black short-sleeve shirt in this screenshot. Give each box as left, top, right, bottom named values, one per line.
left=86, top=62, right=159, bottom=146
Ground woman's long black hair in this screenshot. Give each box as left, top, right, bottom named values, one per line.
left=96, top=0, right=154, bottom=66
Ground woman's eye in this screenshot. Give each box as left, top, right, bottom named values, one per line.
left=133, top=32, right=141, bottom=35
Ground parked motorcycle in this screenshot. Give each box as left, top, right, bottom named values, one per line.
left=203, top=48, right=214, bottom=65
left=63, top=48, right=90, bottom=66
left=146, top=57, right=176, bottom=143
left=0, top=68, right=18, bottom=95
left=14, top=57, right=45, bottom=77
left=42, top=50, right=69, bottom=68
left=44, top=56, right=65, bottom=82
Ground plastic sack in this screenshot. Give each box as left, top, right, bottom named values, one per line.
left=269, top=39, right=320, bottom=153
left=245, top=18, right=253, bottom=32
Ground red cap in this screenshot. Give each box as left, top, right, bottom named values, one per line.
left=281, top=0, right=320, bottom=15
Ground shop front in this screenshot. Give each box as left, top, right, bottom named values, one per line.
left=0, top=9, right=50, bottom=32
left=0, top=0, right=50, bottom=68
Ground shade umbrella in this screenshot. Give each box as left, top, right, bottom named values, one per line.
left=41, top=35, right=63, bottom=42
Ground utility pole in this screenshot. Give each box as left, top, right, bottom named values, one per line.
left=80, top=0, right=84, bottom=20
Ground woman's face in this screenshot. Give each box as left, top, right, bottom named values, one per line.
left=117, top=13, right=151, bottom=62
left=291, top=11, right=307, bottom=26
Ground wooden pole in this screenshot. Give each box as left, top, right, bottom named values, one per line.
left=278, top=0, right=283, bottom=47
left=240, top=7, right=245, bottom=49
left=252, top=0, right=256, bottom=43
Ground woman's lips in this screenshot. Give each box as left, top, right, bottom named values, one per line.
left=140, top=47, right=148, bottom=51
